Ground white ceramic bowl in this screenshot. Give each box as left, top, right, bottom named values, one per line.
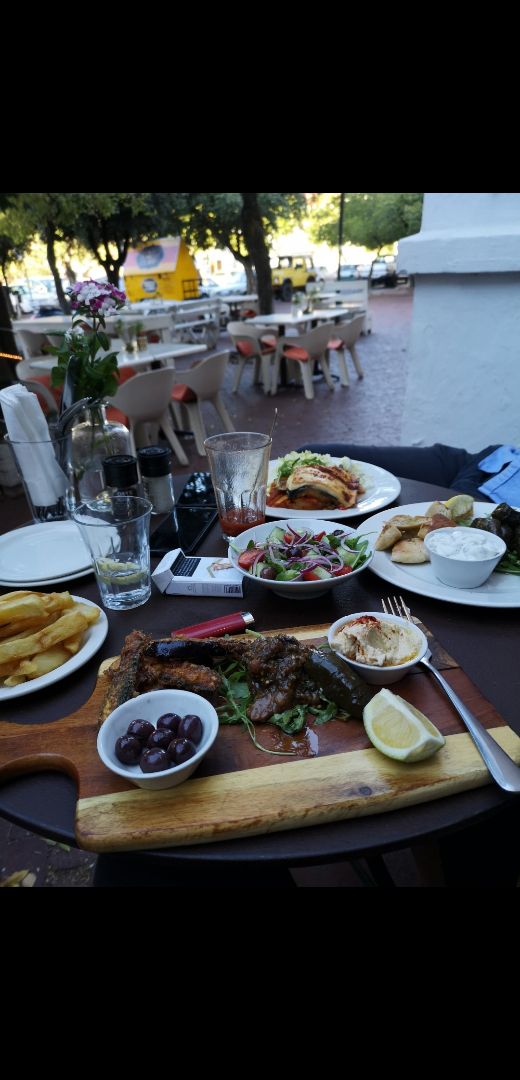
left=228, top=518, right=374, bottom=599
left=97, top=689, right=219, bottom=790
left=423, top=527, right=506, bottom=590
left=327, top=611, right=428, bottom=685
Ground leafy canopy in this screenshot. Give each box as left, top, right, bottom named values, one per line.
left=310, top=193, right=424, bottom=251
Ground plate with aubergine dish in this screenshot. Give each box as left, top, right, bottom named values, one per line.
left=355, top=498, right=520, bottom=608
left=266, top=451, right=401, bottom=520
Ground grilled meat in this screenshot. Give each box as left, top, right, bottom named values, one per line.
left=100, top=629, right=151, bottom=724
left=136, top=658, right=221, bottom=698
left=285, top=464, right=362, bottom=509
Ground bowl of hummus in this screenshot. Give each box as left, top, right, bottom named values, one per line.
left=327, top=612, right=428, bottom=685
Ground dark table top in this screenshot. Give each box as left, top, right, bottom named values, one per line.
left=1, top=477, right=518, bottom=866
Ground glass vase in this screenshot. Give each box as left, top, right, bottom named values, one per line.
left=70, top=404, right=132, bottom=501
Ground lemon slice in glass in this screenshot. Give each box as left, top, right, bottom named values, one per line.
left=363, top=689, right=445, bottom=762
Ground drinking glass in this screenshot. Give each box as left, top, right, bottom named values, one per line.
left=72, top=496, right=152, bottom=610
left=204, top=432, right=272, bottom=537
left=5, top=432, right=75, bottom=522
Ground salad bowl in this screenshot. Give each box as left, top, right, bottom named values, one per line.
left=228, top=518, right=374, bottom=599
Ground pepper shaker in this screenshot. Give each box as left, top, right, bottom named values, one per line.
left=137, top=446, right=175, bottom=514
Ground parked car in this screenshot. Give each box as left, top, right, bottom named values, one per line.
left=8, top=284, right=34, bottom=316
left=271, top=255, right=319, bottom=301
left=370, top=257, right=398, bottom=288
left=338, top=264, right=360, bottom=280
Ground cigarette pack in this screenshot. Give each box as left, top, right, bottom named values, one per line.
left=152, top=549, right=244, bottom=597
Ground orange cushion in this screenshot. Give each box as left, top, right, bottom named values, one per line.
left=283, top=346, right=310, bottom=363
left=260, top=335, right=277, bottom=352
left=117, top=366, right=137, bottom=384
left=236, top=339, right=255, bottom=358
left=328, top=337, right=343, bottom=350
left=106, top=406, right=129, bottom=425
left=171, top=383, right=197, bottom=403
left=241, top=309, right=258, bottom=320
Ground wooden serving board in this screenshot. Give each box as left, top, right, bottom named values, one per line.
left=0, top=624, right=519, bottom=853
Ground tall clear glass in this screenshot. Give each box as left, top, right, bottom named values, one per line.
left=72, top=496, right=152, bottom=610
left=204, top=432, right=272, bottom=537
left=6, top=432, right=75, bottom=522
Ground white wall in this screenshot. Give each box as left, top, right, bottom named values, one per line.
left=399, top=193, right=520, bottom=450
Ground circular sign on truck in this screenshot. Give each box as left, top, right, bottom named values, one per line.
left=142, top=278, right=158, bottom=294
left=137, top=244, right=164, bottom=269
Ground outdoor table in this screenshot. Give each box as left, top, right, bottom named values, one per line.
left=1, top=477, right=519, bottom=886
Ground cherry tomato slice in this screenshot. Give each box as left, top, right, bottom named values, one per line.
left=238, top=549, right=261, bottom=570
left=333, top=566, right=353, bottom=576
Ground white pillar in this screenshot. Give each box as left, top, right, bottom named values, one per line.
left=398, top=193, right=520, bottom=451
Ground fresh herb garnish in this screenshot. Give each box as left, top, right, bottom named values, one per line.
left=216, top=659, right=350, bottom=756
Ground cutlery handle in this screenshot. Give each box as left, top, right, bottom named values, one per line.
left=422, top=660, right=520, bottom=793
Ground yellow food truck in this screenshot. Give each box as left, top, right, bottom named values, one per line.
left=123, top=237, right=200, bottom=303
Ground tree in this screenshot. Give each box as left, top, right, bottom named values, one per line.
left=9, top=193, right=82, bottom=312
left=182, top=193, right=305, bottom=313
left=73, top=193, right=188, bottom=287
left=310, top=193, right=424, bottom=255
left=0, top=195, right=25, bottom=383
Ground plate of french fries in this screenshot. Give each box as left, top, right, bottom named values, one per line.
left=0, top=590, right=108, bottom=699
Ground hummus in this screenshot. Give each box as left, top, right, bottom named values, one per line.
left=332, top=616, right=419, bottom=668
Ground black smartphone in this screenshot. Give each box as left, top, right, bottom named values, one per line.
left=176, top=471, right=216, bottom=507
left=150, top=506, right=218, bottom=556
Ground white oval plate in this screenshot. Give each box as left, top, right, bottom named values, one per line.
left=0, top=595, right=108, bottom=701
left=0, top=567, right=93, bottom=588
left=266, top=457, right=401, bottom=520
left=0, top=522, right=91, bottom=582
left=356, top=502, right=520, bottom=609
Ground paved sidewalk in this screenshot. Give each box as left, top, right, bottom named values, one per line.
left=1, top=291, right=414, bottom=888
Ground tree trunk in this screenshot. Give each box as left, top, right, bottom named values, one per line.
left=240, top=193, right=273, bottom=315
left=226, top=248, right=256, bottom=293
left=46, top=232, right=70, bottom=314
left=0, top=287, right=20, bottom=387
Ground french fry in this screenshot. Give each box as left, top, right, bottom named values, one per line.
left=63, top=635, right=83, bottom=655
left=0, top=591, right=73, bottom=626
left=18, top=646, right=71, bottom=679
left=0, top=613, right=62, bottom=641
left=71, top=602, right=99, bottom=625
left=0, top=610, right=88, bottom=665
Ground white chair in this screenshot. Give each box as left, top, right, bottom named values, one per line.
left=15, top=359, right=60, bottom=416
left=107, top=368, right=189, bottom=465
left=272, top=323, right=335, bottom=400
left=326, top=315, right=365, bottom=386
left=171, top=352, right=235, bottom=456
left=227, top=321, right=277, bottom=395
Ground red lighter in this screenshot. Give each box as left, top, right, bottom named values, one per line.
left=171, top=612, right=255, bottom=639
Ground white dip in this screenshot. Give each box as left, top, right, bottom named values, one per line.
left=332, top=616, right=419, bottom=667
left=426, top=528, right=503, bottom=561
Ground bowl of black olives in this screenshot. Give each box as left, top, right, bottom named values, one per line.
left=97, top=689, right=219, bottom=790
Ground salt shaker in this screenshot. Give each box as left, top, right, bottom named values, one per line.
left=102, top=454, right=142, bottom=497
left=137, top=446, right=175, bottom=514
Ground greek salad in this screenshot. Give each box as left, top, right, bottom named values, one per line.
left=232, top=524, right=371, bottom=582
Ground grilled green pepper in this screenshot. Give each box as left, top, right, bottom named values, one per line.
left=304, top=648, right=373, bottom=719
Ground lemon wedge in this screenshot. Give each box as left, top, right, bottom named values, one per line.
left=444, top=494, right=474, bottom=523
left=363, top=689, right=445, bottom=762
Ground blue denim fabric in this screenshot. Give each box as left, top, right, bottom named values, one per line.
left=478, top=446, right=520, bottom=505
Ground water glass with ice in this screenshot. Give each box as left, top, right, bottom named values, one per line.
left=72, top=496, right=152, bottom=610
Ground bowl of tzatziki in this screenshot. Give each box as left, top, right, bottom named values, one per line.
left=423, top=527, right=507, bottom=589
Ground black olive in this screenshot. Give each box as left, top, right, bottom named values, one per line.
left=157, top=712, right=181, bottom=734
left=178, top=714, right=203, bottom=745
left=168, top=738, right=197, bottom=765
left=147, top=729, right=175, bottom=751
left=115, top=735, right=142, bottom=765
left=127, top=719, right=155, bottom=744
left=140, top=748, right=170, bottom=773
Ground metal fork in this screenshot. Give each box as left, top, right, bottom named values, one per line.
left=383, top=596, right=520, bottom=793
